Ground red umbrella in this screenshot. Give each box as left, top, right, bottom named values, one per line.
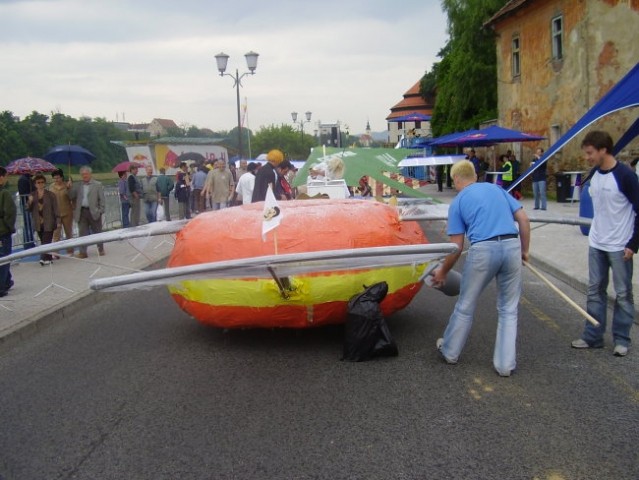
left=112, top=161, right=141, bottom=173
left=5, top=157, right=58, bottom=175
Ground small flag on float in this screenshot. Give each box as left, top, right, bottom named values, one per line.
left=262, top=185, right=282, bottom=241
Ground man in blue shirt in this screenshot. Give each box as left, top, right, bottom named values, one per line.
left=432, top=159, right=530, bottom=376
left=191, top=165, right=208, bottom=213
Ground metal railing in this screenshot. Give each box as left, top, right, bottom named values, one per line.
left=11, top=187, right=181, bottom=249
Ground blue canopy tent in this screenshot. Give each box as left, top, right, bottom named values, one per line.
left=613, top=116, right=639, bottom=155
left=388, top=112, right=432, bottom=123
left=427, top=129, right=475, bottom=148
left=508, top=62, right=639, bottom=192
left=432, top=125, right=544, bottom=147
left=406, top=136, right=434, bottom=149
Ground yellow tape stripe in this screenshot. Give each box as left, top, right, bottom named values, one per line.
left=168, top=264, right=428, bottom=307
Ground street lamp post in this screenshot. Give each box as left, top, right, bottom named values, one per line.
left=214, top=51, right=259, bottom=160
left=291, top=111, right=312, bottom=138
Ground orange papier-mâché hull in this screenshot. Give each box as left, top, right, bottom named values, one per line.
left=167, top=199, right=429, bottom=328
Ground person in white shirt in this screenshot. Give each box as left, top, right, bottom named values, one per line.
left=235, top=162, right=258, bottom=205
left=572, top=132, right=639, bottom=357
left=309, top=156, right=345, bottom=182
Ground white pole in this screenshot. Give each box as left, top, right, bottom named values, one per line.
left=244, top=96, right=252, bottom=159
left=524, top=261, right=600, bottom=327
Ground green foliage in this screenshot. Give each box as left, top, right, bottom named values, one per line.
left=224, top=126, right=253, bottom=157
left=0, top=110, right=131, bottom=171
left=424, top=0, right=508, bottom=136
left=251, top=124, right=316, bottom=160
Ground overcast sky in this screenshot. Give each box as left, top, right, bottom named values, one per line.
left=0, top=0, right=449, bottom=134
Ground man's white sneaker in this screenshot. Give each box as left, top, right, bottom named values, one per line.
left=613, top=344, right=628, bottom=357
left=571, top=339, right=602, bottom=349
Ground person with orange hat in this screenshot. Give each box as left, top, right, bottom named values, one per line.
left=251, top=149, right=284, bottom=202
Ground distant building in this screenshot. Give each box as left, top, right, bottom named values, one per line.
left=485, top=0, right=639, bottom=168
left=147, top=118, right=179, bottom=137
left=359, top=120, right=373, bottom=147
left=318, top=122, right=343, bottom=147
left=386, top=81, right=434, bottom=145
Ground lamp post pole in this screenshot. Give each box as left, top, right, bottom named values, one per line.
left=214, top=51, right=259, bottom=160
left=291, top=111, right=312, bottom=139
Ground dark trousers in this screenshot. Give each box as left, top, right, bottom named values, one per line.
left=121, top=200, right=131, bottom=228
left=192, top=189, right=203, bottom=213
left=436, top=166, right=444, bottom=192
left=0, top=234, right=12, bottom=293
left=161, top=196, right=171, bottom=221
left=78, top=207, right=104, bottom=255
left=130, top=197, right=141, bottom=227
left=19, top=195, right=35, bottom=249
left=37, top=229, right=54, bottom=261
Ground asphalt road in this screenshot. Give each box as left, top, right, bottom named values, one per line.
left=1, top=223, right=638, bottom=479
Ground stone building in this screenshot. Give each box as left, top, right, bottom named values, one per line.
left=485, top=0, right=639, bottom=170
left=386, top=81, right=434, bottom=145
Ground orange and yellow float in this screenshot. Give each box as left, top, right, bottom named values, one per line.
left=167, top=199, right=430, bottom=328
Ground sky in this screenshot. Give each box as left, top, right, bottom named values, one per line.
left=0, top=0, right=449, bottom=135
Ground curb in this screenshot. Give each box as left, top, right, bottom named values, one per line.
left=0, top=256, right=168, bottom=354
left=530, top=254, right=639, bottom=326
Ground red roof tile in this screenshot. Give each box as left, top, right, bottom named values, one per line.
left=386, top=81, right=433, bottom=121
left=484, top=0, right=534, bottom=28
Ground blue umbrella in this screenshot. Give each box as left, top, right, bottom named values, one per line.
left=405, top=136, right=434, bottom=149
left=430, top=126, right=544, bottom=147
left=428, top=129, right=476, bottom=148
left=44, top=144, right=96, bottom=166
left=388, top=112, right=432, bottom=122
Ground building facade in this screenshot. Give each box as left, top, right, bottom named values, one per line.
left=147, top=118, right=179, bottom=137
left=386, top=81, right=434, bottom=145
left=486, top=0, right=639, bottom=170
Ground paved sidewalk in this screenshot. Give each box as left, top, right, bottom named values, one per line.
left=1, top=186, right=636, bottom=349
left=0, top=235, right=174, bottom=350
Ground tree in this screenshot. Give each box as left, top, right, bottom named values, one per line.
left=0, top=110, right=129, bottom=171
left=0, top=111, right=27, bottom=164
left=251, top=124, right=315, bottom=160
left=225, top=126, right=253, bottom=158
left=426, top=0, right=508, bottom=136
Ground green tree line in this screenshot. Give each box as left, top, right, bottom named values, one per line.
left=421, top=0, right=508, bottom=137
left=0, top=109, right=359, bottom=170
left=0, top=110, right=133, bottom=171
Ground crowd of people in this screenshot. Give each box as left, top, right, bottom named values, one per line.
left=1, top=134, right=637, bottom=367
left=114, top=150, right=300, bottom=226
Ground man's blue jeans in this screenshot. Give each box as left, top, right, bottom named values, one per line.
left=440, top=238, right=522, bottom=375
left=582, top=247, right=634, bottom=347
left=144, top=201, right=157, bottom=223
left=0, top=234, right=13, bottom=293
left=533, top=180, right=547, bottom=210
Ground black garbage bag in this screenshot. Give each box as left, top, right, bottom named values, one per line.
left=342, top=281, right=399, bottom=362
